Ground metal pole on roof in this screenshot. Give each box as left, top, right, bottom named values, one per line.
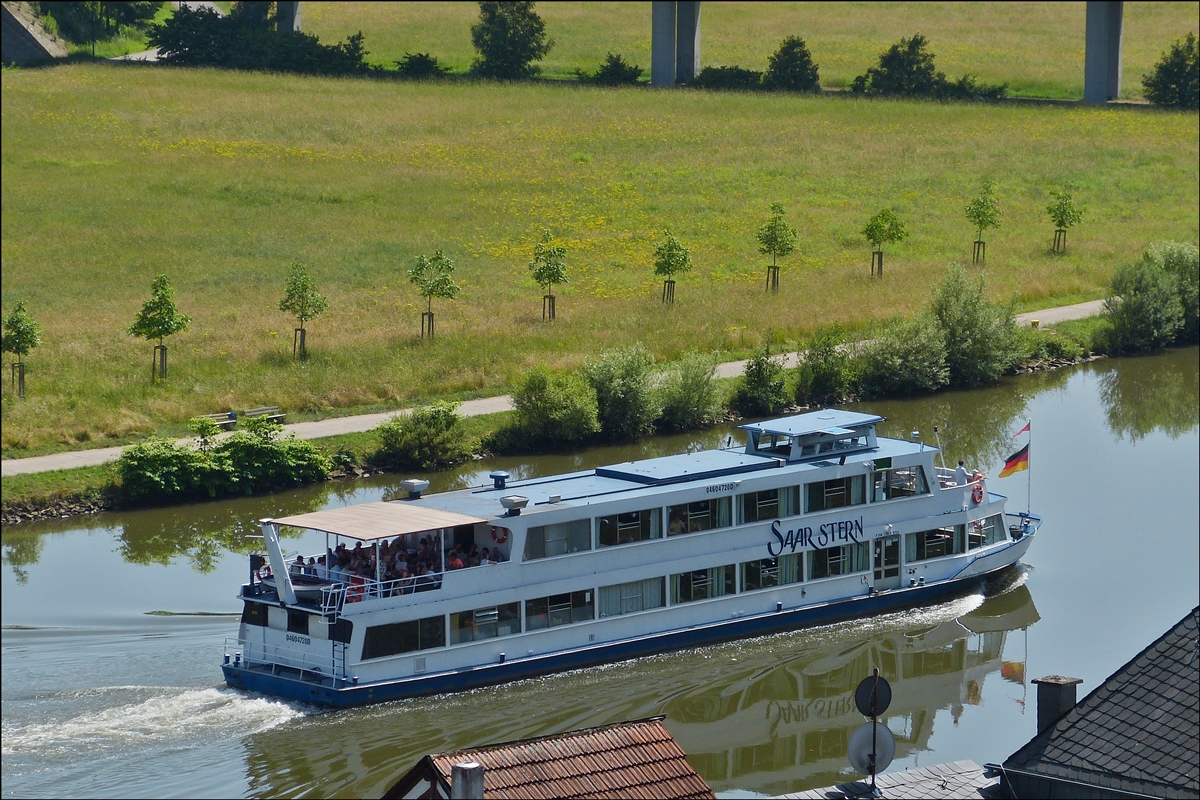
left=451, top=761, right=484, bottom=799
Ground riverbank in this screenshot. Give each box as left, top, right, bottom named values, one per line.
left=2, top=347, right=1110, bottom=526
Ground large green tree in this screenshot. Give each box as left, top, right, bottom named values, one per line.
left=278, top=263, right=328, bottom=359
left=128, top=274, right=190, bottom=380
left=470, top=1, right=553, bottom=80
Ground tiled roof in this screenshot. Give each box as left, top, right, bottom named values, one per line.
left=427, top=717, right=714, bottom=799
left=1003, top=606, right=1199, bottom=798
left=778, top=760, right=998, bottom=799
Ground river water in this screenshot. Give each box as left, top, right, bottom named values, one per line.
left=3, top=348, right=1197, bottom=798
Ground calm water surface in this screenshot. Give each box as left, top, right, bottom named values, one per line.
left=3, top=348, right=1197, bottom=798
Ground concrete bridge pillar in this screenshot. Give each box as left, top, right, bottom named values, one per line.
left=651, top=1, right=701, bottom=86
left=1084, top=1, right=1123, bottom=104
left=276, top=1, right=301, bottom=33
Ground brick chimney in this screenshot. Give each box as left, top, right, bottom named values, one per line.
left=1032, top=675, right=1083, bottom=734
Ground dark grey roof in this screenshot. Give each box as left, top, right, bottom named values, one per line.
left=778, top=759, right=998, bottom=799
left=1003, top=606, right=1199, bottom=798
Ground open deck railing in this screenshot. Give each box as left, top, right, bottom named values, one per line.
left=224, top=636, right=350, bottom=683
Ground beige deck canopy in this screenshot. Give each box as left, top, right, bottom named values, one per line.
left=272, top=502, right=487, bottom=541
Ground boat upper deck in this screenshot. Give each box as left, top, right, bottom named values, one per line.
left=271, top=411, right=936, bottom=539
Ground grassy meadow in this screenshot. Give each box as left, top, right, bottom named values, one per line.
left=1, top=62, right=1197, bottom=456
left=302, top=1, right=1200, bottom=99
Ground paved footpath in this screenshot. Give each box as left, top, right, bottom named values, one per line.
left=0, top=300, right=1104, bottom=478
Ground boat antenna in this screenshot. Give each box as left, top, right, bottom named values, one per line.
left=933, top=425, right=946, bottom=470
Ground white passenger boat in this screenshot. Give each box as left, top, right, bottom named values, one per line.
left=222, top=409, right=1040, bottom=707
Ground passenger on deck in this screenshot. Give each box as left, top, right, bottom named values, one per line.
left=480, top=547, right=492, bottom=566
left=447, top=551, right=465, bottom=571
left=292, top=555, right=306, bottom=575
left=955, top=460, right=969, bottom=486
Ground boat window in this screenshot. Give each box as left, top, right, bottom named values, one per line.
left=755, top=434, right=791, bottom=455
left=740, top=554, right=803, bottom=591
left=241, top=601, right=267, bottom=628
left=671, top=564, right=736, bottom=604
left=968, top=515, right=1006, bottom=549
left=361, top=615, right=445, bottom=660
left=450, top=602, right=521, bottom=644
left=524, top=519, right=591, bottom=560
left=287, top=609, right=310, bottom=635
left=808, top=542, right=870, bottom=580
left=905, top=525, right=965, bottom=562
left=598, top=577, right=666, bottom=617
left=597, top=508, right=661, bottom=547
left=668, top=497, right=732, bottom=536
left=526, top=591, right=594, bottom=631
left=872, top=466, right=930, bottom=501
left=738, top=486, right=799, bottom=524
left=804, top=475, right=866, bottom=513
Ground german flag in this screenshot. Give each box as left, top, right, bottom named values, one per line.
left=999, top=444, right=1029, bottom=478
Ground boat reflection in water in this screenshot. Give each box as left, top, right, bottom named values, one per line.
left=667, top=574, right=1039, bottom=794
left=237, top=573, right=1037, bottom=798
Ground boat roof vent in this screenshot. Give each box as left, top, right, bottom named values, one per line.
left=499, top=495, right=529, bottom=516
left=400, top=478, right=429, bottom=500
left=490, top=471, right=511, bottom=490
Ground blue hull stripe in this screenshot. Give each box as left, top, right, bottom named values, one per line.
left=222, top=565, right=1015, bottom=708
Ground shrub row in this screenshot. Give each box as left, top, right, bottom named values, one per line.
left=117, top=416, right=330, bottom=503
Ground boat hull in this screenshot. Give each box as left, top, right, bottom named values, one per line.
left=222, top=550, right=1028, bottom=708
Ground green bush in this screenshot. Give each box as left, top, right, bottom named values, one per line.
left=115, top=416, right=328, bottom=503
left=488, top=367, right=599, bottom=453
left=1015, top=326, right=1085, bottom=363
left=578, top=52, right=643, bottom=85
left=220, top=417, right=331, bottom=494
left=762, top=36, right=820, bottom=92
left=690, top=65, right=763, bottom=91
left=851, top=34, right=1006, bottom=99
left=1142, top=33, right=1199, bottom=109
left=1147, top=242, right=1199, bottom=344
left=730, top=347, right=788, bottom=417
left=795, top=327, right=851, bottom=406
left=396, top=52, right=450, bottom=78
left=1102, top=258, right=1185, bottom=354
left=858, top=314, right=950, bottom=398
left=372, top=401, right=475, bottom=471
left=659, top=351, right=721, bottom=432
left=930, top=265, right=1020, bottom=387
left=470, top=1, right=553, bottom=80
left=149, top=4, right=370, bottom=76
left=582, top=345, right=661, bottom=441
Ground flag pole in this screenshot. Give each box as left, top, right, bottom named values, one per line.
left=1026, top=418, right=1032, bottom=517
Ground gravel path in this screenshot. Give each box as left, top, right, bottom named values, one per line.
left=0, top=300, right=1105, bottom=477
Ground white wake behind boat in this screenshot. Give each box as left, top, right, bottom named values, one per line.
left=222, top=409, right=1040, bottom=707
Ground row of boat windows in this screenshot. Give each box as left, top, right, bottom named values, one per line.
left=355, top=512, right=1008, bottom=661
left=523, top=465, right=931, bottom=561
left=359, top=540, right=875, bottom=661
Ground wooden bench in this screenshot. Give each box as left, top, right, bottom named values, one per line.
left=242, top=406, right=286, bottom=424
left=195, top=411, right=238, bottom=430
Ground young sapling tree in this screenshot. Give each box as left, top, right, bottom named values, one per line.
left=1046, top=190, right=1083, bottom=253
left=862, top=209, right=908, bottom=277
left=128, top=275, right=191, bottom=381
left=653, top=231, right=693, bottom=304
left=964, top=181, right=1002, bottom=264
left=409, top=249, right=461, bottom=338
left=1, top=300, right=44, bottom=398
left=756, top=202, right=798, bottom=292
left=528, top=229, right=568, bottom=320
left=278, top=263, right=328, bottom=359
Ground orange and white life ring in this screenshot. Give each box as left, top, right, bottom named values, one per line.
left=490, top=526, right=508, bottom=545
left=972, top=483, right=984, bottom=504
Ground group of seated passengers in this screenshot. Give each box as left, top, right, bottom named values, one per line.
left=287, top=536, right=505, bottom=594
left=444, top=541, right=505, bottom=571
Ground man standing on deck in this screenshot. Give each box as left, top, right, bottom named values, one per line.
left=955, top=460, right=969, bottom=485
